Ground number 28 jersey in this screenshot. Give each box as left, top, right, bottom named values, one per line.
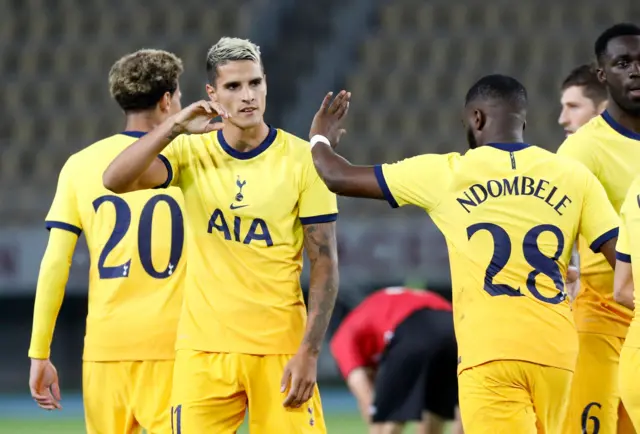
left=45, top=132, right=185, bottom=361
left=375, top=143, right=619, bottom=374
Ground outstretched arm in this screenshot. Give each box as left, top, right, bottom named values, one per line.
left=310, top=141, right=384, bottom=199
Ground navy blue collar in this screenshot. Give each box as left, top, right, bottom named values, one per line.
left=217, top=127, right=278, bottom=160
left=120, top=131, right=147, bottom=138
left=485, top=142, right=531, bottom=151
left=601, top=110, right=640, bottom=141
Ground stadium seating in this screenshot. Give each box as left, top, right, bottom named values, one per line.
left=341, top=0, right=637, bottom=166
left=0, top=0, right=260, bottom=223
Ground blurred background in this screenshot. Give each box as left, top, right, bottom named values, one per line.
left=0, top=0, right=638, bottom=432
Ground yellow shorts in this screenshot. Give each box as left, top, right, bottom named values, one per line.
left=562, top=332, right=634, bottom=434
left=619, top=346, right=640, bottom=432
left=171, top=350, right=326, bottom=434
left=458, top=360, right=572, bottom=434
left=83, top=360, right=174, bottom=434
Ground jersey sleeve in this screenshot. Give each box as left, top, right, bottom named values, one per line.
left=616, top=195, right=633, bottom=263
left=330, top=313, right=368, bottom=379
left=375, top=153, right=454, bottom=211
left=557, top=133, right=599, bottom=175
left=44, top=157, right=82, bottom=235
left=579, top=171, right=620, bottom=253
left=157, top=135, right=187, bottom=188
left=299, top=151, right=338, bottom=225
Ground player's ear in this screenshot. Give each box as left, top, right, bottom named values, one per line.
left=474, top=109, right=486, bottom=131
left=158, top=91, right=171, bottom=113
left=596, top=67, right=606, bottom=84
left=205, top=83, right=217, bottom=102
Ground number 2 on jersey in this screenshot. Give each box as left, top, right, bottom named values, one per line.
left=93, top=194, right=184, bottom=279
left=467, top=223, right=566, bottom=304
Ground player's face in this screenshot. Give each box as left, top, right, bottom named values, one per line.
left=600, top=35, right=640, bottom=115
left=558, top=86, right=600, bottom=135
left=208, top=60, right=266, bottom=129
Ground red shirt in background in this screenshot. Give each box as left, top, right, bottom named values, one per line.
left=330, top=287, right=452, bottom=379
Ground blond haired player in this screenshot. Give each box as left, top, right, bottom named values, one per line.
left=28, top=50, right=186, bottom=434
left=615, top=176, right=640, bottom=429
left=307, top=75, right=619, bottom=433
left=558, top=23, right=640, bottom=434
left=103, top=37, right=339, bottom=433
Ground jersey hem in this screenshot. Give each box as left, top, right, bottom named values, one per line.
left=616, top=251, right=632, bottom=263
left=373, top=165, right=399, bottom=208
left=300, top=213, right=338, bottom=225
left=590, top=227, right=618, bottom=253
left=45, top=220, right=82, bottom=236
left=155, top=154, right=173, bottom=189
left=457, top=358, right=575, bottom=376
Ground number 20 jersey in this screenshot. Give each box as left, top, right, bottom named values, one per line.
left=375, top=143, right=619, bottom=374
left=45, top=132, right=186, bottom=361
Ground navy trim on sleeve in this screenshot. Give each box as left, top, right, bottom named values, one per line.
left=154, top=154, right=173, bottom=189
left=616, top=251, right=632, bottom=263
left=45, top=221, right=82, bottom=236
left=373, top=165, right=399, bottom=209
left=300, top=213, right=339, bottom=225
left=590, top=227, right=619, bottom=253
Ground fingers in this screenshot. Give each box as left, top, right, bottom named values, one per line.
left=327, top=90, right=348, bottom=115
left=32, top=391, right=61, bottom=411
left=51, top=380, right=62, bottom=402
left=204, top=121, right=225, bottom=133
left=280, top=365, right=291, bottom=393
left=319, top=92, right=333, bottom=111
left=282, top=375, right=302, bottom=407
left=335, top=93, right=351, bottom=119
left=194, top=101, right=231, bottom=119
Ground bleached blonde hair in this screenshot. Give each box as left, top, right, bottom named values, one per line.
left=206, top=37, right=262, bottom=85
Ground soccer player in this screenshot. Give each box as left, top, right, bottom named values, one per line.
left=558, top=63, right=608, bottom=136
left=102, top=37, right=339, bottom=433
left=306, top=76, right=620, bottom=433
left=330, top=287, right=463, bottom=434
left=28, top=49, right=186, bottom=434
left=615, top=176, right=640, bottom=429
left=557, top=23, right=640, bottom=434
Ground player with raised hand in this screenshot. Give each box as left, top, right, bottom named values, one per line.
left=28, top=49, right=186, bottom=434
left=309, top=76, right=620, bottom=433
left=557, top=22, right=640, bottom=434
left=103, top=37, right=339, bottom=433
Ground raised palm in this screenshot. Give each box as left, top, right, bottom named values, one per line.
left=310, top=90, right=351, bottom=148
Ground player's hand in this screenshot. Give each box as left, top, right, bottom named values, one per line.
left=566, top=265, right=580, bottom=302
left=173, top=100, right=230, bottom=135
left=309, top=90, right=350, bottom=148
left=280, top=350, right=318, bottom=408
left=29, top=358, right=62, bottom=410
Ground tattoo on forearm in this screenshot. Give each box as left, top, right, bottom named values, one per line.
left=303, top=223, right=339, bottom=353
left=166, top=124, right=182, bottom=141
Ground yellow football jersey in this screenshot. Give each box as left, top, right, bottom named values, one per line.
left=376, top=142, right=619, bottom=373
left=45, top=132, right=185, bottom=361
left=159, top=127, right=338, bottom=354
left=617, top=176, right=640, bottom=348
left=557, top=112, right=640, bottom=338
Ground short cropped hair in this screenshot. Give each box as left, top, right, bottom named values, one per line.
left=205, top=37, right=262, bottom=85
left=465, top=74, right=528, bottom=110
left=109, top=49, right=183, bottom=112
left=561, top=64, right=607, bottom=104
left=595, top=23, right=640, bottom=62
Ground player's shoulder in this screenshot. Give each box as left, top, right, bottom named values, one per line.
left=61, top=134, right=127, bottom=172
left=559, top=115, right=611, bottom=151
left=274, top=128, right=312, bottom=154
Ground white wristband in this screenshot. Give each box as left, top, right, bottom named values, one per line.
left=310, top=134, right=331, bottom=149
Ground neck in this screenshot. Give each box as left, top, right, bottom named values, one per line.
left=124, top=111, right=162, bottom=133
left=222, top=122, right=270, bottom=152
left=606, top=99, right=640, bottom=134
left=481, top=132, right=524, bottom=146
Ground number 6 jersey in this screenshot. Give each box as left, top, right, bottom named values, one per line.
left=375, top=142, right=619, bottom=374
left=44, top=132, right=186, bottom=361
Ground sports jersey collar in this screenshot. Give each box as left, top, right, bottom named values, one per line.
left=601, top=110, right=640, bottom=141
left=120, top=131, right=147, bottom=138
left=485, top=142, right=531, bottom=151
left=217, top=126, right=278, bottom=160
